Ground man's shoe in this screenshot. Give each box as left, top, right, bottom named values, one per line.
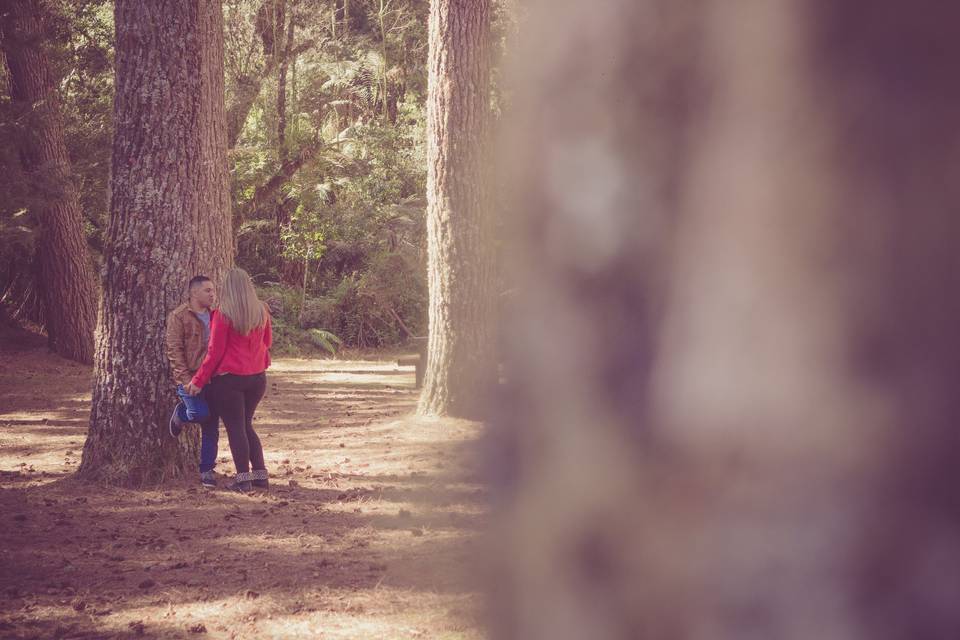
left=251, top=469, right=269, bottom=490
left=200, top=470, right=217, bottom=489
left=168, top=403, right=185, bottom=438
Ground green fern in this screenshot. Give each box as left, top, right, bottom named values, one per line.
left=309, top=329, right=343, bottom=355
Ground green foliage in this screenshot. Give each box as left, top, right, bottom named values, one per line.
left=256, top=284, right=337, bottom=357
left=316, top=250, right=426, bottom=348
left=231, top=6, right=430, bottom=351
left=57, top=0, right=113, bottom=256
left=0, top=0, right=517, bottom=352
left=309, top=328, right=343, bottom=355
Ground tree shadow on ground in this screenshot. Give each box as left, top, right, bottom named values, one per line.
left=0, top=460, right=486, bottom=637
left=1, top=352, right=487, bottom=639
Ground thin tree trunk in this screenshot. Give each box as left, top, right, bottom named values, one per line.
left=297, top=247, right=310, bottom=327
left=78, top=0, right=232, bottom=485
left=227, top=56, right=278, bottom=148
left=0, top=0, right=97, bottom=364
left=276, top=0, right=292, bottom=160
left=227, top=0, right=312, bottom=149
left=378, top=0, right=389, bottom=119
left=493, top=1, right=960, bottom=638
left=227, top=43, right=311, bottom=152
left=273, top=0, right=303, bottom=284
left=290, top=43, right=298, bottom=140
left=418, top=0, right=495, bottom=419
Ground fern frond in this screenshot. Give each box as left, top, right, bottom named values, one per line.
left=309, top=328, right=344, bottom=355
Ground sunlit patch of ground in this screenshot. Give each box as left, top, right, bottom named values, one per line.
left=0, top=330, right=487, bottom=639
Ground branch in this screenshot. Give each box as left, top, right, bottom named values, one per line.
left=388, top=306, right=413, bottom=338
left=239, top=139, right=328, bottom=220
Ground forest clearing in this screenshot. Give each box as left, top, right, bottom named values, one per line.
left=4, top=0, right=960, bottom=637
left=0, top=327, right=484, bottom=639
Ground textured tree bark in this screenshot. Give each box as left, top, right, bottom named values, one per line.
left=418, top=0, right=496, bottom=419
left=78, top=0, right=232, bottom=485
left=0, top=0, right=97, bottom=364
left=493, top=0, right=960, bottom=638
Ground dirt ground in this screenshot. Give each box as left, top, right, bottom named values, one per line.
left=0, top=328, right=487, bottom=639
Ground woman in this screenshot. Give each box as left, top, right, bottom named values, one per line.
left=186, top=268, right=272, bottom=492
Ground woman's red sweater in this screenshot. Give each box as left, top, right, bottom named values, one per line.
left=191, top=307, right=272, bottom=389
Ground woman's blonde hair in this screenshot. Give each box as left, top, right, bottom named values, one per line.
left=217, top=267, right=265, bottom=335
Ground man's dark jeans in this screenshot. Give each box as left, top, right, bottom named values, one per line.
left=176, top=385, right=219, bottom=473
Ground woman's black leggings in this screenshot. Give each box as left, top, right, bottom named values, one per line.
left=205, top=372, right=267, bottom=474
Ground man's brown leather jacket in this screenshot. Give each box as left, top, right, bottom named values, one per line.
left=165, top=303, right=208, bottom=385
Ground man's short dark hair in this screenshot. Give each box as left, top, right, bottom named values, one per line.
left=188, top=275, right=212, bottom=291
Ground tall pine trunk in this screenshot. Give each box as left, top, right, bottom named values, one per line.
left=492, top=1, right=960, bottom=638
left=78, top=0, right=232, bottom=485
left=0, top=0, right=97, bottom=364
left=418, top=0, right=495, bottom=419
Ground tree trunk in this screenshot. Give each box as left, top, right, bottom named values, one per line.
left=228, top=0, right=312, bottom=149
left=378, top=0, right=389, bottom=119
left=335, top=0, right=350, bottom=36
left=275, top=0, right=292, bottom=159
left=0, top=0, right=97, bottom=364
left=273, top=1, right=303, bottom=285
left=227, top=56, right=278, bottom=148
left=78, top=0, right=232, bottom=485
left=492, top=0, right=960, bottom=638
left=418, top=0, right=496, bottom=419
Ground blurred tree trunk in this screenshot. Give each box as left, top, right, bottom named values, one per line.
left=0, top=0, right=97, bottom=364
left=78, top=0, right=232, bottom=485
left=418, top=0, right=496, bottom=419
left=493, top=1, right=960, bottom=638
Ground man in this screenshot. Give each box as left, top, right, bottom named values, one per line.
left=165, top=275, right=220, bottom=488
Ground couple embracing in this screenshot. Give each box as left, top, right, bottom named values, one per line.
left=164, top=267, right=272, bottom=493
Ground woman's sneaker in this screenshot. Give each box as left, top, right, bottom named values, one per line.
left=200, top=470, right=217, bottom=489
